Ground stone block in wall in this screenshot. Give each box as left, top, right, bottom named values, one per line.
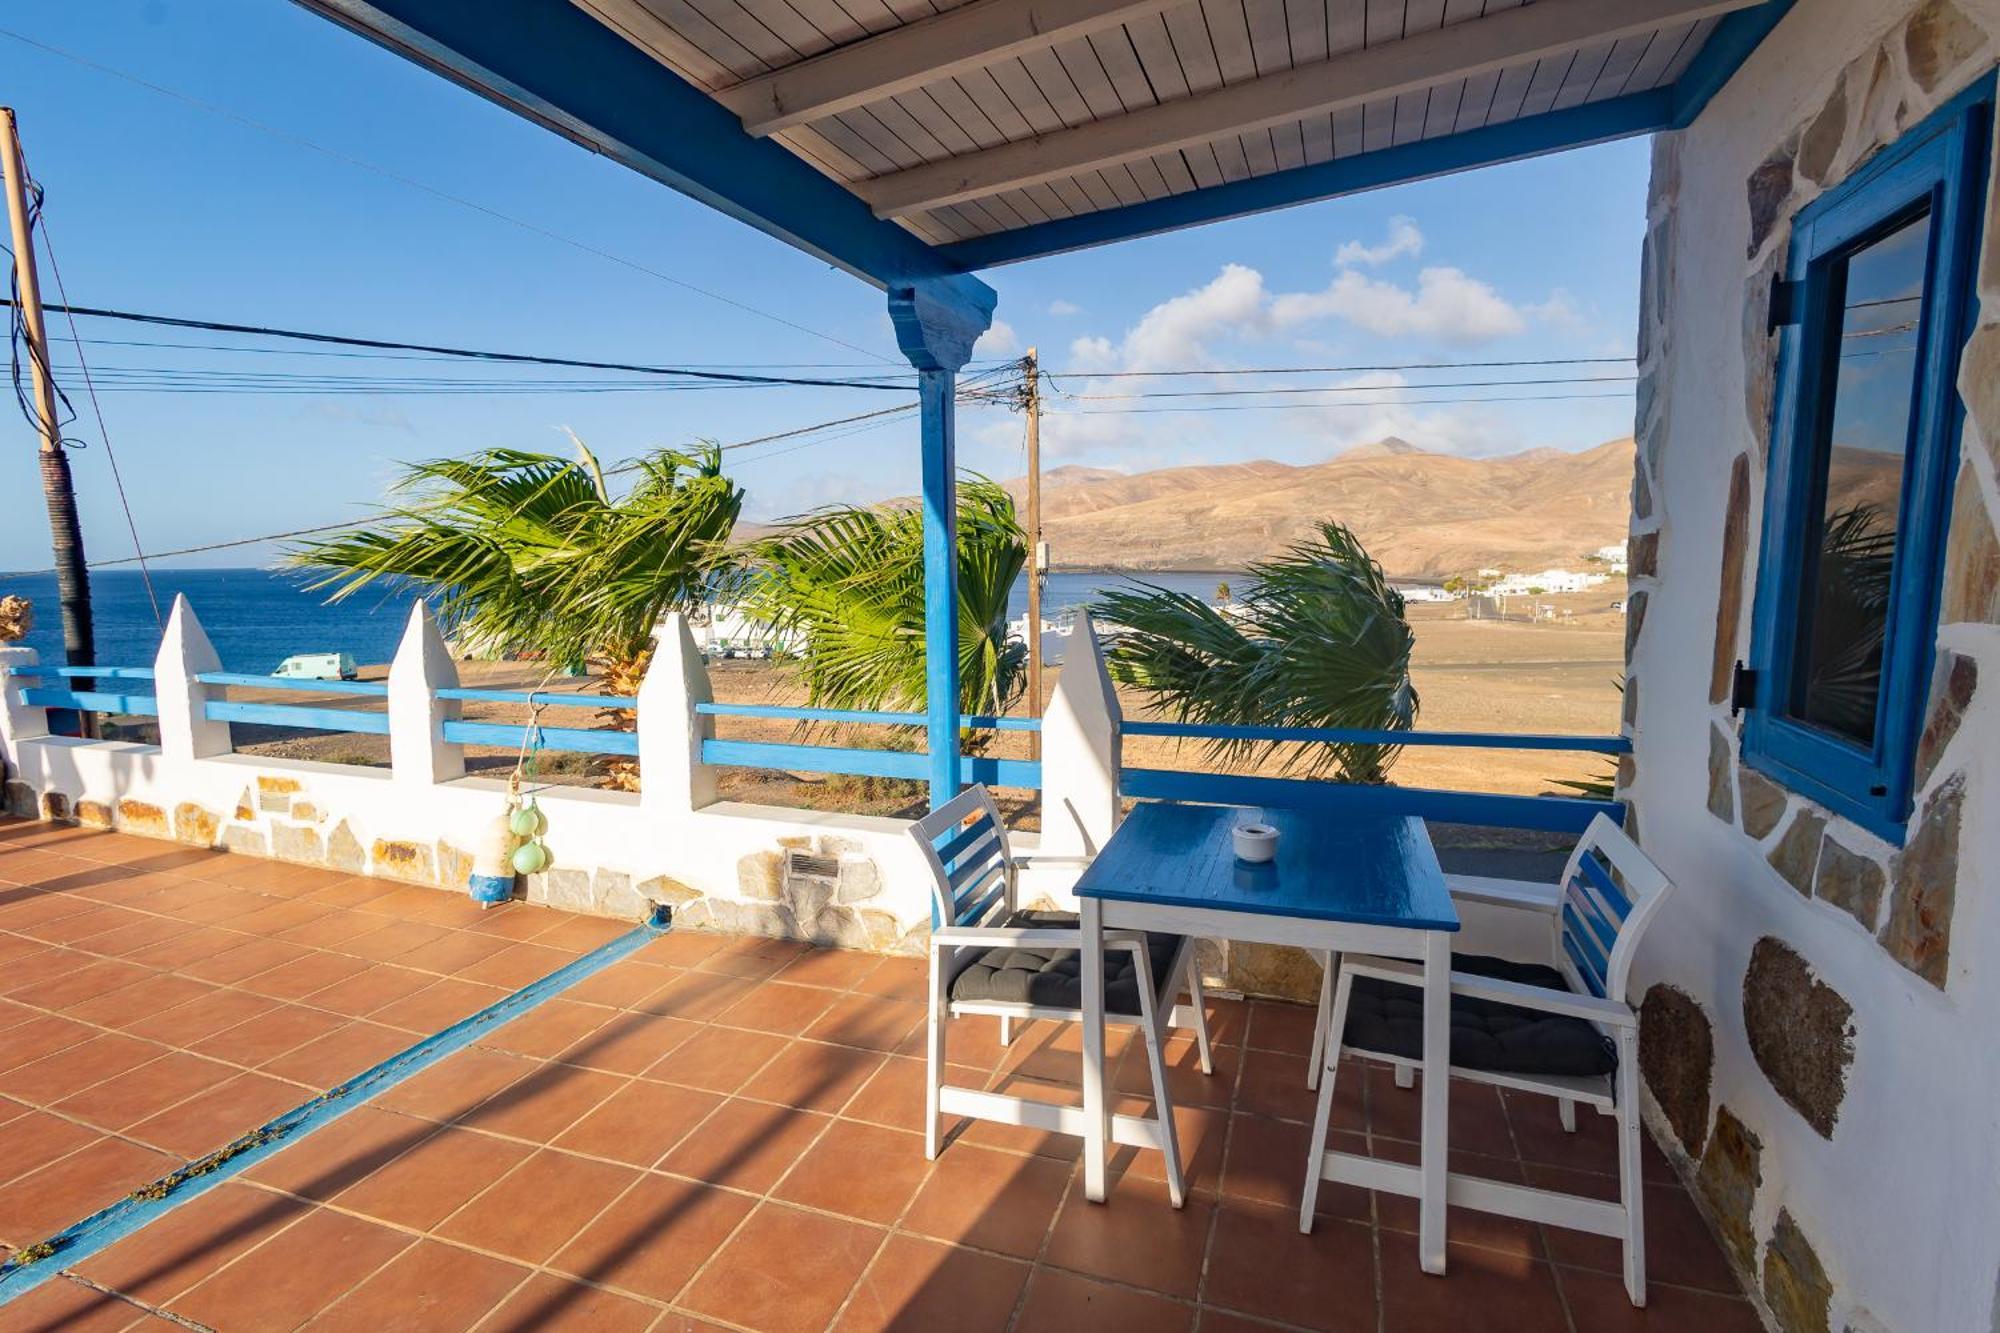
left=1881, top=773, right=1964, bottom=988
left=1763, top=1209, right=1834, bottom=1333
left=1746, top=137, right=1797, bottom=260
left=738, top=850, right=783, bottom=901
left=41, top=792, right=69, bottom=822
left=271, top=823, right=325, bottom=865
left=1744, top=253, right=1785, bottom=463
left=370, top=839, right=435, bottom=885
left=1960, top=323, right=2000, bottom=461
left=1224, top=942, right=1323, bottom=1005
left=232, top=788, right=255, bottom=822
left=1639, top=984, right=1713, bottom=1157
left=1904, top=0, right=1983, bottom=94
left=256, top=776, right=302, bottom=797
left=258, top=791, right=293, bottom=815
left=435, top=842, right=471, bottom=892
left=325, top=821, right=366, bottom=875
left=1697, top=1107, right=1763, bottom=1274
left=636, top=875, right=703, bottom=910
left=114, top=800, right=169, bottom=839
left=1738, top=767, right=1788, bottom=841
left=530, top=868, right=594, bottom=913
left=1941, top=467, right=1999, bottom=624
left=1915, top=652, right=1976, bottom=788
left=291, top=802, right=320, bottom=824
left=1705, top=725, right=1736, bottom=825
left=1766, top=810, right=1826, bottom=897
left=3, top=780, right=34, bottom=819
left=1709, top=454, right=1753, bottom=703
left=221, top=826, right=268, bottom=858
left=1624, top=590, right=1649, bottom=662
left=1796, top=77, right=1848, bottom=186
left=76, top=800, right=113, bottom=829
left=1621, top=677, right=1639, bottom=731
left=593, top=870, right=644, bottom=919
left=173, top=802, right=221, bottom=848
left=1814, top=837, right=1885, bottom=932
left=1742, top=938, right=1854, bottom=1139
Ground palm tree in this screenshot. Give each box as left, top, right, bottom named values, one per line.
left=745, top=477, right=1027, bottom=725
left=286, top=439, right=743, bottom=691
left=1094, top=521, right=1417, bottom=783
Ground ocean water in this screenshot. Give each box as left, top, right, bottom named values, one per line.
left=0, top=567, right=1238, bottom=672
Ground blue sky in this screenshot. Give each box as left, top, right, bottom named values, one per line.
left=0, top=0, right=1650, bottom=572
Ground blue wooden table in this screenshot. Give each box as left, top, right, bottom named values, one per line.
left=1073, top=801, right=1460, bottom=1274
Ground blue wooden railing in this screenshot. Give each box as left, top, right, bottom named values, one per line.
left=195, top=672, right=392, bottom=736
left=437, top=688, right=639, bottom=757
left=3, top=665, right=159, bottom=716
left=696, top=701, right=1044, bottom=788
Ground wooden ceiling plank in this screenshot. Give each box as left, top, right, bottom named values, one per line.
left=857, top=0, right=1761, bottom=217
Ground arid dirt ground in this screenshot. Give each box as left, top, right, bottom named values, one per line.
left=154, top=584, right=1625, bottom=832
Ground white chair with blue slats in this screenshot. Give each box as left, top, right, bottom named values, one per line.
left=1300, top=813, right=1672, bottom=1306
left=909, top=785, right=1213, bottom=1206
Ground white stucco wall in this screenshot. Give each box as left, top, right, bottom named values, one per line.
left=1631, top=4, right=2000, bottom=1330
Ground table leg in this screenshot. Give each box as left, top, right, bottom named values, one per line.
left=1080, top=896, right=1109, bottom=1203
left=1418, top=929, right=1450, bottom=1274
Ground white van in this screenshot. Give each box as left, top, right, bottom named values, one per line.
left=273, top=652, right=359, bottom=681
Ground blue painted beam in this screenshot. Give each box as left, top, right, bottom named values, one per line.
left=297, top=0, right=986, bottom=293
left=962, top=756, right=1040, bottom=789
left=440, top=720, right=639, bottom=756
left=436, top=687, right=634, bottom=709
left=196, top=672, right=389, bottom=696
left=1669, top=0, right=1797, bottom=127
left=695, top=702, right=1038, bottom=730
left=1123, top=721, right=1630, bottom=754
left=0, top=665, right=155, bottom=680
left=917, top=368, right=960, bottom=814
left=1120, top=768, right=1620, bottom=835
left=204, top=701, right=392, bottom=734
left=19, top=688, right=158, bottom=716
left=942, top=89, right=1674, bottom=268
left=702, top=738, right=929, bottom=780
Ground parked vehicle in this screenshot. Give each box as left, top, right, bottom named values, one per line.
left=273, top=652, right=359, bottom=681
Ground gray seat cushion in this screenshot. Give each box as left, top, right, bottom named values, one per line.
left=1343, top=954, right=1617, bottom=1078
left=949, top=910, right=1183, bottom=1015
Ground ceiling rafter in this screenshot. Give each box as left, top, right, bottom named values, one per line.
left=855, top=0, right=1764, bottom=219
left=713, top=0, right=1177, bottom=138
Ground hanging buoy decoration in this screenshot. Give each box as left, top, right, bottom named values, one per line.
left=467, top=801, right=521, bottom=907
left=509, top=797, right=547, bottom=840
left=466, top=679, right=556, bottom=905
left=511, top=837, right=550, bottom=875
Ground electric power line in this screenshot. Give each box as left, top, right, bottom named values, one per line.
left=1045, top=355, right=1635, bottom=379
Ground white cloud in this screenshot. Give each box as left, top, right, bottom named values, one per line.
left=1067, top=335, right=1117, bottom=372
left=1271, top=266, right=1528, bottom=342
left=1335, top=215, right=1424, bottom=267
left=1047, top=299, right=1082, bottom=317
left=1120, top=263, right=1271, bottom=371
left=973, top=318, right=1019, bottom=357
left=1526, top=287, right=1588, bottom=333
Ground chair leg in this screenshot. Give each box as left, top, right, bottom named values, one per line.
left=1300, top=965, right=1355, bottom=1232
left=1308, top=949, right=1335, bottom=1091
left=1559, top=1098, right=1578, bottom=1133
left=1617, top=1030, right=1647, bottom=1306
left=925, top=952, right=947, bottom=1161
left=1184, top=957, right=1214, bottom=1077
left=1132, top=949, right=1186, bottom=1208
left=1394, top=1063, right=1416, bottom=1090
left=998, top=1014, right=1013, bottom=1048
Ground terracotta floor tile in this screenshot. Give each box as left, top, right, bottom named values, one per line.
left=333, top=1125, right=534, bottom=1230
left=774, top=1118, right=932, bottom=1224
left=128, top=1071, right=308, bottom=1158
left=170, top=1207, right=415, bottom=1331
left=458, top=1061, right=627, bottom=1143
left=74, top=1180, right=313, bottom=1306
left=231, top=899, right=338, bottom=938
left=18, top=902, right=132, bottom=945
left=900, top=1144, right=1071, bottom=1259
left=1203, top=1200, right=1375, bottom=1331
left=853, top=957, right=927, bottom=1002
left=121, top=925, right=246, bottom=971
left=681, top=1202, right=884, bottom=1333
left=306, top=964, right=439, bottom=1019
left=190, top=1002, right=352, bottom=1068
left=61, top=971, right=217, bottom=1029
left=237, top=948, right=373, bottom=1002
left=692, top=939, right=798, bottom=982
left=1109, top=1100, right=1228, bottom=1195
left=1531, top=1166, right=1743, bottom=1295
left=1016, top=1268, right=1194, bottom=1333
left=0, top=1135, right=179, bottom=1245
left=955, top=1079, right=1087, bottom=1164
left=554, top=1078, right=721, bottom=1167
left=302, top=875, right=401, bottom=909
left=1378, top=1233, right=1567, bottom=1332
left=0, top=1031, right=166, bottom=1103
left=1234, top=1046, right=1322, bottom=1123
left=775, top=945, right=883, bottom=992
left=1245, top=998, right=1321, bottom=1056
left=394, top=928, right=518, bottom=977
left=261, top=1020, right=413, bottom=1089
left=275, top=907, right=395, bottom=949
left=459, top=902, right=564, bottom=941
left=807, top=993, right=927, bottom=1052
left=534, top=915, right=631, bottom=952
left=634, top=969, right=758, bottom=1022
left=372, top=1046, right=531, bottom=1122
left=305, top=1237, right=530, bottom=1331
left=124, top=986, right=280, bottom=1046
left=0, top=944, right=95, bottom=995
left=52, top=1052, right=238, bottom=1131
left=634, top=928, right=723, bottom=967
left=244, top=1104, right=436, bottom=1202
left=338, top=918, right=455, bottom=964
left=1556, top=1267, right=1763, bottom=1330
left=0, top=1013, right=97, bottom=1074
left=435, top=1148, right=638, bottom=1265
left=477, top=998, right=616, bottom=1059
left=1506, top=1087, right=1622, bottom=1172
left=1111, top=1032, right=1242, bottom=1111
left=456, top=942, right=574, bottom=988
left=832, top=1234, right=1029, bottom=1333
left=1373, top=1144, right=1546, bottom=1260
left=560, top=1009, right=701, bottom=1076
left=648, top=1025, right=787, bottom=1094
left=182, top=936, right=315, bottom=985
left=549, top=1171, right=755, bottom=1302
left=659, top=1096, right=830, bottom=1192
left=1221, top=1116, right=1367, bottom=1219
left=478, top=1271, right=661, bottom=1332
left=0, top=1272, right=166, bottom=1331
left=557, top=959, right=678, bottom=1009
left=0, top=1110, right=99, bottom=1188
left=62, top=913, right=196, bottom=959
left=845, top=1055, right=977, bottom=1134
left=368, top=977, right=510, bottom=1032
left=739, top=1039, right=886, bottom=1114
left=714, top=980, right=838, bottom=1036
left=1045, top=1173, right=1215, bottom=1298
left=11, top=957, right=154, bottom=1011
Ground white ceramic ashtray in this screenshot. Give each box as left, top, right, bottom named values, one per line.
left=1233, top=823, right=1279, bottom=863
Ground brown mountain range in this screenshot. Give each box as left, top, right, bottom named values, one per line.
left=992, top=436, right=1637, bottom=579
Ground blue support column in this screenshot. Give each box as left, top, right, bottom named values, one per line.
left=887, top=276, right=997, bottom=816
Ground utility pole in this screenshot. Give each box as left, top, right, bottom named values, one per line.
left=1, top=108, right=96, bottom=690
left=1022, top=347, right=1044, bottom=759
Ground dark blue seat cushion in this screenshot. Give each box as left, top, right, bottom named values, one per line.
left=1343, top=954, right=1617, bottom=1077
left=949, top=910, right=1183, bottom=1015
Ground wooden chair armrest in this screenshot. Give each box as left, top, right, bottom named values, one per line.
left=1010, top=853, right=1093, bottom=868
left=1444, top=872, right=1562, bottom=914
left=931, top=926, right=1150, bottom=952
left=1341, top=955, right=1635, bottom=1028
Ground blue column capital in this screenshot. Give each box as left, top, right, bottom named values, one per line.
left=887, top=275, right=997, bottom=372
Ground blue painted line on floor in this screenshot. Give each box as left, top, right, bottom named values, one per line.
left=0, top=907, right=670, bottom=1307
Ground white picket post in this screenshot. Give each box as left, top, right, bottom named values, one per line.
left=639, top=612, right=717, bottom=816
left=388, top=603, right=464, bottom=787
